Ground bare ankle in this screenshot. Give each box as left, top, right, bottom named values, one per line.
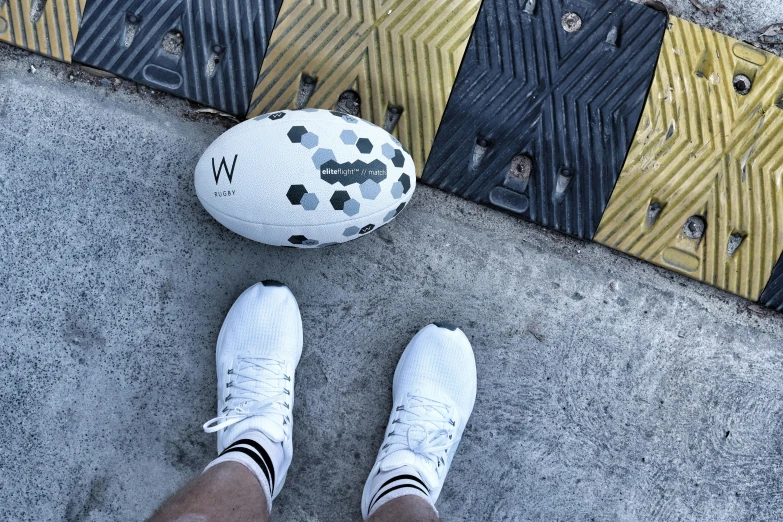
left=148, top=462, right=269, bottom=522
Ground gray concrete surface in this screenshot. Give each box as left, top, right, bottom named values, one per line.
left=2, top=3, right=783, bottom=519
left=642, top=0, right=783, bottom=54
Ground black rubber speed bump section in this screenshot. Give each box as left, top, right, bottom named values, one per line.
left=760, top=257, right=783, bottom=312
left=72, top=0, right=282, bottom=116
left=0, top=0, right=87, bottom=62
left=421, top=0, right=667, bottom=240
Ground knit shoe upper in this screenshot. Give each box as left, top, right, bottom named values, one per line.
left=203, top=281, right=303, bottom=500
left=361, top=323, right=477, bottom=518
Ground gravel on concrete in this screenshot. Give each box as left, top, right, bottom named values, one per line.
left=633, top=0, right=783, bottom=54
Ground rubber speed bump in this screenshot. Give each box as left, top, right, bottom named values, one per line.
left=595, top=17, right=783, bottom=302
left=761, top=258, right=783, bottom=311
left=72, top=0, right=282, bottom=117
left=0, top=0, right=86, bottom=62
left=247, top=0, right=481, bottom=171
left=420, top=0, right=666, bottom=240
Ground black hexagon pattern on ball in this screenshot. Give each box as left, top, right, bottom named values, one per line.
left=269, top=112, right=286, bottom=120
left=392, top=149, right=405, bottom=168
left=288, top=235, right=309, bottom=245
left=360, top=224, right=375, bottom=234
left=356, top=138, right=373, bottom=154
left=287, top=185, right=307, bottom=205
left=287, top=126, right=308, bottom=143
left=330, top=190, right=351, bottom=210
left=399, top=174, right=411, bottom=194
left=396, top=202, right=406, bottom=214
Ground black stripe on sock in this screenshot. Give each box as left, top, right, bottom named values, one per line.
left=371, top=483, right=430, bottom=510
left=221, top=439, right=276, bottom=493
left=221, top=446, right=272, bottom=491
left=370, top=474, right=430, bottom=508
left=375, top=474, right=429, bottom=500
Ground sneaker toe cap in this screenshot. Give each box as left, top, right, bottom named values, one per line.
left=394, top=324, right=477, bottom=408
left=219, top=282, right=303, bottom=359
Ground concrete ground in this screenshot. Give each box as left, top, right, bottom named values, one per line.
left=648, top=0, right=783, bottom=55
left=2, top=3, right=783, bottom=520
left=647, top=0, right=783, bottom=54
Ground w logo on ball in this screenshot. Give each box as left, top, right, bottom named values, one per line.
left=212, top=155, right=238, bottom=184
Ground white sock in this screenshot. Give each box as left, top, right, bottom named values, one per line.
left=203, top=431, right=286, bottom=513
left=365, top=466, right=436, bottom=518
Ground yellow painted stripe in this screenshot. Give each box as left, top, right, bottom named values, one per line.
left=247, top=0, right=481, bottom=174
left=0, top=0, right=86, bottom=62
left=596, top=16, right=783, bottom=301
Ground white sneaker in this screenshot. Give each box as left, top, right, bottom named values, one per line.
left=202, top=281, right=303, bottom=504
left=361, top=323, right=477, bottom=519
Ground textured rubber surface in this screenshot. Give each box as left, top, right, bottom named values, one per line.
left=420, top=0, right=667, bottom=240
left=761, top=258, right=783, bottom=311
left=72, top=0, right=282, bottom=116
left=0, top=0, right=86, bottom=62
left=596, top=17, right=783, bottom=302
left=247, top=0, right=481, bottom=172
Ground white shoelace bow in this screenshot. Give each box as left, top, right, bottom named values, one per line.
left=381, top=393, right=456, bottom=476
left=202, top=357, right=291, bottom=440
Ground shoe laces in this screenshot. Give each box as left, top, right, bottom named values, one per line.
left=202, top=357, right=291, bottom=441
left=380, top=393, right=457, bottom=477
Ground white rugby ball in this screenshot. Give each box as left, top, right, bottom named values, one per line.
left=194, top=108, right=416, bottom=248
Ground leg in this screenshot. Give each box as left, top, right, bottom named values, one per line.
left=148, top=462, right=268, bottom=522
left=149, top=281, right=303, bottom=521
left=361, top=323, right=477, bottom=520
left=367, top=495, right=440, bottom=522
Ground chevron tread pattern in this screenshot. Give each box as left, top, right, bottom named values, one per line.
left=595, top=17, right=783, bottom=302
left=420, top=0, right=666, bottom=240
left=72, top=0, right=282, bottom=116
left=0, top=0, right=86, bottom=62
left=247, top=0, right=481, bottom=172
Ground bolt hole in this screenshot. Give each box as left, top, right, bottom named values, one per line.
left=682, top=215, right=706, bottom=240
left=383, top=105, right=404, bottom=133
left=726, top=232, right=746, bottom=258
left=30, top=0, right=47, bottom=23
left=161, top=30, right=184, bottom=56
left=124, top=13, right=141, bottom=47
left=645, top=200, right=663, bottom=228
left=206, top=45, right=224, bottom=77
left=733, top=74, right=751, bottom=95
left=335, top=90, right=361, bottom=117
left=562, top=12, right=582, bottom=33
left=509, top=154, right=533, bottom=180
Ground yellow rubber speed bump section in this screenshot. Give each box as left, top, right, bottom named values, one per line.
left=596, top=17, right=783, bottom=301
left=247, top=0, right=482, bottom=171
left=0, top=0, right=87, bottom=62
